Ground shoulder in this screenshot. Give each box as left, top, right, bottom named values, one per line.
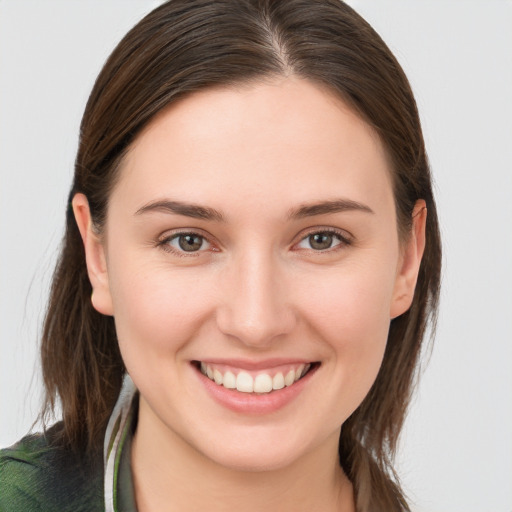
left=0, top=424, right=104, bottom=512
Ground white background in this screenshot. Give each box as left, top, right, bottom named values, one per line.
left=1, top=1, right=511, bottom=511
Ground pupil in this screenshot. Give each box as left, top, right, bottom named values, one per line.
left=178, top=234, right=202, bottom=251
left=310, top=233, right=332, bottom=250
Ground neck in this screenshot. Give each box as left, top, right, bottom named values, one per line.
left=131, top=399, right=355, bottom=512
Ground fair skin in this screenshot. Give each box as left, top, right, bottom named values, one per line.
left=74, top=77, right=426, bottom=512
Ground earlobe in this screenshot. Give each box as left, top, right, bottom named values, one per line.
left=72, top=193, right=114, bottom=316
left=390, top=200, right=427, bottom=319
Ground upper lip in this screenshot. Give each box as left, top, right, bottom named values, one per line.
left=193, top=358, right=316, bottom=371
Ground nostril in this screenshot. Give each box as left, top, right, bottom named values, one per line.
left=215, top=279, right=297, bottom=347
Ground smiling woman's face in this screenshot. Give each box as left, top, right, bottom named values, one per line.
left=75, top=77, right=423, bottom=472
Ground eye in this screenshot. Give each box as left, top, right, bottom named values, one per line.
left=164, top=233, right=211, bottom=253
left=296, top=230, right=349, bottom=251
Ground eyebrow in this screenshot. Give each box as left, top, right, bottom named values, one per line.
left=288, top=199, right=374, bottom=219
left=135, top=200, right=225, bottom=221
left=134, top=197, right=374, bottom=222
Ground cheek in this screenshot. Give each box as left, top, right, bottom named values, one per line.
left=107, top=256, right=214, bottom=361
left=298, top=259, right=396, bottom=339
left=295, top=258, right=396, bottom=397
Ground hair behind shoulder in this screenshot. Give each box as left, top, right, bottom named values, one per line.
left=40, top=1, right=441, bottom=510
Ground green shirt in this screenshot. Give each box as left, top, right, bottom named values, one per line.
left=0, top=376, right=138, bottom=511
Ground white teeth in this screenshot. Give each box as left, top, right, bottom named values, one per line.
left=223, top=371, right=236, bottom=389
left=254, top=373, right=273, bottom=393
left=213, top=369, right=223, bottom=385
left=200, top=363, right=312, bottom=393
left=272, top=372, right=285, bottom=390
left=284, top=370, right=295, bottom=387
left=236, top=371, right=254, bottom=393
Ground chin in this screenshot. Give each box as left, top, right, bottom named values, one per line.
left=204, top=444, right=303, bottom=473
left=190, top=424, right=327, bottom=474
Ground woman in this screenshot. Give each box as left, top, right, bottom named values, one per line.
left=0, top=1, right=441, bottom=511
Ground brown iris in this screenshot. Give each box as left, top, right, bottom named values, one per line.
left=309, top=233, right=334, bottom=250
left=178, top=234, right=204, bottom=252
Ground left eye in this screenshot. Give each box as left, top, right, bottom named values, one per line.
left=296, top=231, right=344, bottom=251
left=166, top=233, right=210, bottom=252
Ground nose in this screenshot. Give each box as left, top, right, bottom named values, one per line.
left=216, top=250, right=297, bottom=348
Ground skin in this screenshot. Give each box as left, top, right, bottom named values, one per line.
left=74, top=77, right=426, bottom=512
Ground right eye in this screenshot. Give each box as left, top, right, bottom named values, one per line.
left=162, top=233, right=212, bottom=254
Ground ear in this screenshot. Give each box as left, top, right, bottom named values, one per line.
left=390, top=200, right=427, bottom=319
left=72, top=193, right=114, bottom=316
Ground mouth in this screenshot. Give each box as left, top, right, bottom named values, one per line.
left=193, top=360, right=319, bottom=394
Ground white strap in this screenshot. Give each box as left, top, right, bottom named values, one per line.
left=104, top=373, right=137, bottom=512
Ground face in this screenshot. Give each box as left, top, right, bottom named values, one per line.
left=75, top=78, right=424, bottom=472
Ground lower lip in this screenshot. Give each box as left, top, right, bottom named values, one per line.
left=194, top=364, right=318, bottom=414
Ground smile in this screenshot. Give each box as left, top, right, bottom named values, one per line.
left=198, top=362, right=313, bottom=394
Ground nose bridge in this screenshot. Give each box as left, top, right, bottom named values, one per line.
left=217, top=246, right=295, bottom=347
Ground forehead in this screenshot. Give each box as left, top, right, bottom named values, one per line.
left=112, top=77, right=394, bottom=218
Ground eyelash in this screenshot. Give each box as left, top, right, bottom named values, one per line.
left=296, top=228, right=353, bottom=253
left=156, top=227, right=352, bottom=257
left=157, top=230, right=215, bottom=257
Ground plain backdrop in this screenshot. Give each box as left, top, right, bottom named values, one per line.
left=1, top=1, right=511, bottom=511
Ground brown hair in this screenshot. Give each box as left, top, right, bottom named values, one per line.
left=40, top=1, right=441, bottom=510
